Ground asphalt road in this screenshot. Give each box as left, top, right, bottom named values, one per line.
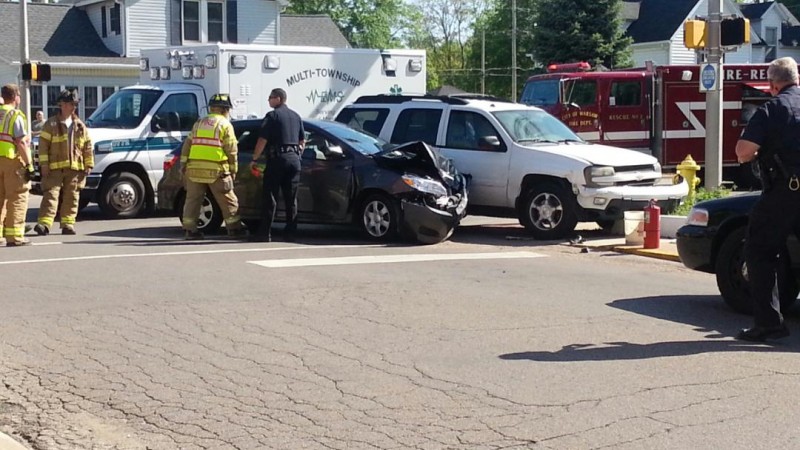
left=1, top=202, right=800, bottom=450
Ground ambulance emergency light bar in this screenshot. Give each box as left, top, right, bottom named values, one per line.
left=139, top=53, right=218, bottom=73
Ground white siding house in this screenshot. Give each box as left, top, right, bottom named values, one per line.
left=626, top=0, right=757, bottom=66
left=741, top=1, right=800, bottom=62
left=0, top=0, right=349, bottom=123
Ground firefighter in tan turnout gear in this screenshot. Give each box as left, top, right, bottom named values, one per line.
left=34, top=89, right=94, bottom=236
left=0, top=84, right=33, bottom=247
left=180, top=93, right=246, bottom=240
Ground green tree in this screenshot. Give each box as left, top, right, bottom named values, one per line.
left=285, top=0, right=408, bottom=48
left=464, top=0, right=539, bottom=98
left=531, top=0, right=632, bottom=69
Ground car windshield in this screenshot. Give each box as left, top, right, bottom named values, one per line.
left=492, top=109, right=583, bottom=144
left=86, top=89, right=162, bottom=129
left=322, top=123, right=394, bottom=155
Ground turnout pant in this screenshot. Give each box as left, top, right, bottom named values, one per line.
left=0, top=157, right=30, bottom=244
left=745, top=181, right=800, bottom=327
left=38, top=169, right=84, bottom=229
left=182, top=175, right=243, bottom=233
left=257, top=152, right=301, bottom=237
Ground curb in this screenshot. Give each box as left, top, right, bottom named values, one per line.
left=610, top=245, right=681, bottom=263
left=0, top=431, right=29, bottom=450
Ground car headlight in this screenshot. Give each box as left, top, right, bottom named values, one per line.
left=402, top=175, right=448, bottom=197
left=584, top=165, right=616, bottom=186
left=687, top=207, right=709, bottom=227
left=654, top=162, right=662, bottom=173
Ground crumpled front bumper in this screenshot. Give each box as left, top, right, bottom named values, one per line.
left=400, top=188, right=469, bottom=245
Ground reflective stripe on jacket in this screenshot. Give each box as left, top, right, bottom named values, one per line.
left=38, top=114, right=93, bottom=170
left=0, top=105, right=24, bottom=159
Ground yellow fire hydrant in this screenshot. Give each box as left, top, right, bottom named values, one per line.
left=676, top=154, right=702, bottom=201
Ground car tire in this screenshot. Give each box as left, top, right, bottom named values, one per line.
left=98, top=171, right=146, bottom=219
left=715, top=227, right=799, bottom=314
left=359, top=193, right=399, bottom=241
left=519, top=183, right=579, bottom=240
left=178, top=191, right=223, bottom=234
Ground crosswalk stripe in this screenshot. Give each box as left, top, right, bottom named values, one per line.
left=248, top=251, right=546, bottom=268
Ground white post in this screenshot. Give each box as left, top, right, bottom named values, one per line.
left=705, top=0, right=723, bottom=188
left=20, top=0, right=32, bottom=130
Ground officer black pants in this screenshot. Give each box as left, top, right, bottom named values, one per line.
left=257, top=151, right=301, bottom=237
left=745, top=181, right=800, bottom=327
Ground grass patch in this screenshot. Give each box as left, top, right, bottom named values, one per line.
left=669, top=187, right=731, bottom=216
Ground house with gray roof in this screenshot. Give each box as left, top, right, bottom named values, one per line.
left=740, top=1, right=800, bottom=62
left=0, top=0, right=350, bottom=119
left=623, top=0, right=757, bottom=66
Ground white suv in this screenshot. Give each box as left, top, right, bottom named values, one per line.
left=335, top=95, right=688, bottom=240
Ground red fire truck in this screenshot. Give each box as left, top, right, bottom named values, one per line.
left=521, top=62, right=772, bottom=186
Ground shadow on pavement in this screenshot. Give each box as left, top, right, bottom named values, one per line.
left=450, top=223, right=609, bottom=248
left=82, top=224, right=416, bottom=248
left=499, top=295, right=800, bottom=362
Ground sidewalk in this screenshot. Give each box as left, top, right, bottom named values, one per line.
left=574, top=236, right=681, bottom=263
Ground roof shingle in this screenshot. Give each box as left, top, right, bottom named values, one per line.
left=624, top=0, right=699, bottom=44
left=280, top=15, right=351, bottom=48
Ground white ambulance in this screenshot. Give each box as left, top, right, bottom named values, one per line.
left=62, top=43, right=426, bottom=218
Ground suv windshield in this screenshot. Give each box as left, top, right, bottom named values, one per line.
left=492, top=109, right=582, bottom=144
left=323, top=122, right=394, bottom=155
left=86, top=89, right=162, bottom=129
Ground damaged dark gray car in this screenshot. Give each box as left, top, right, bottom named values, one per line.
left=157, top=119, right=469, bottom=244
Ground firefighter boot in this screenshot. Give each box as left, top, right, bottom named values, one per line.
left=62, top=226, right=76, bottom=235
left=33, top=224, right=50, bottom=236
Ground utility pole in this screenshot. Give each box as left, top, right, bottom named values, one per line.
left=481, top=29, right=486, bottom=94
left=705, top=0, right=723, bottom=188
left=511, top=0, right=517, bottom=101
left=20, top=0, right=32, bottom=130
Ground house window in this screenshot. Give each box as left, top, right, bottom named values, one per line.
left=183, top=0, right=200, bottom=41
left=766, top=26, right=778, bottom=61
left=183, top=0, right=226, bottom=43
left=84, top=87, right=99, bottom=119
left=110, top=3, right=121, bottom=35
left=208, top=1, right=224, bottom=42
left=101, top=86, right=117, bottom=102
left=101, top=6, right=107, bottom=38
left=47, top=86, right=61, bottom=118
left=30, top=86, right=44, bottom=120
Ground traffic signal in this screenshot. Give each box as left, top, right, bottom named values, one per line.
left=684, top=20, right=707, bottom=49
left=20, top=63, right=52, bottom=82
left=721, top=17, right=750, bottom=46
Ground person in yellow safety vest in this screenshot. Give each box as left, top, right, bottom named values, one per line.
left=34, top=89, right=94, bottom=236
left=0, top=84, right=34, bottom=247
left=0, top=84, right=33, bottom=247
left=180, top=93, right=246, bottom=240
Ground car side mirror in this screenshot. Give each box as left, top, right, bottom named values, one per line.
left=151, top=115, right=164, bottom=133
left=478, top=136, right=502, bottom=150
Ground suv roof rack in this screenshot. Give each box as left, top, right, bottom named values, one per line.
left=353, top=94, right=514, bottom=105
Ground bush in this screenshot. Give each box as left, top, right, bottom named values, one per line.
left=669, top=187, right=731, bottom=216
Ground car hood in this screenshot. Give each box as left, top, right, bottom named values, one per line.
left=523, top=142, right=658, bottom=167
left=375, top=141, right=464, bottom=190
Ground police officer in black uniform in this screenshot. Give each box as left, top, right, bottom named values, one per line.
left=735, top=57, right=800, bottom=341
left=249, top=88, right=305, bottom=242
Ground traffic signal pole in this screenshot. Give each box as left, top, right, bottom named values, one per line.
left=20, top=0, right=31, bottom=130
left=705, top=0, right=723, bottom=188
